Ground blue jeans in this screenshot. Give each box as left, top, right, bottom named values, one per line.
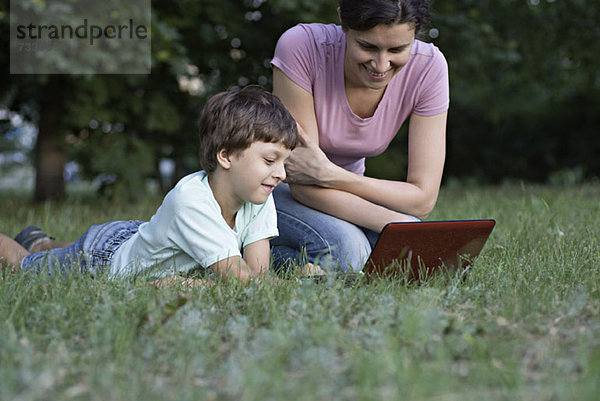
left=271, top=183, right=380, bottom=272
left=20, top=220, right=144, bottom=276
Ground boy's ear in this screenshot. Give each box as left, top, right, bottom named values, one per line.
left=216, top=148, right=232, bottom=169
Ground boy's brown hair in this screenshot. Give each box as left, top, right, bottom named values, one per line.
left=198, top=86, right=298, bottom=172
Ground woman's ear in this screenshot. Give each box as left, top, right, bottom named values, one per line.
left=337, top=7, right=347, bottom=31
left=216, top=148, right=232, bottom=169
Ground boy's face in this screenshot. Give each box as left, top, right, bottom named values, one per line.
left=227, top=141, right=291, bottom=205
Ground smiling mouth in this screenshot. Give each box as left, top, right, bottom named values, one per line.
left=362, top=64, right=393, bottom=79
left=261, top=183, right=276, bottom=193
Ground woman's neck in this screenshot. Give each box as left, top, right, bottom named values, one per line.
left=344, top=84, right=387, bottom=119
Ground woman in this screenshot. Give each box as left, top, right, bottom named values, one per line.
left=270, top=0, right=449, bottom=271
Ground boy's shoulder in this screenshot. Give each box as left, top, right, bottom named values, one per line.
left=173, top=171, right=208, bottom=191
left=166, top=171, right=215, bottom=209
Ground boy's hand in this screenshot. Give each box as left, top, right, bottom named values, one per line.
left=300, top=262, right=325, bottom=276
left=150, top=275, right=214, bottom=289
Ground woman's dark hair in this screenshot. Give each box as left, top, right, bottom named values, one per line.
left=198, top=86, right=298, bottom=173
left=339, top=0, right=431, bottom=36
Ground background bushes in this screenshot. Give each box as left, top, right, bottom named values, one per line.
left=1, top=0, right=599, bottom=199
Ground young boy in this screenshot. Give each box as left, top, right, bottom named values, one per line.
left=0, top=87, right=314, bottom=283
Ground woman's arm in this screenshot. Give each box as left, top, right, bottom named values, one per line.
left=290, top=185, right=415, bottom=232
left=292, top=112, right=447, bottom=220
left=272, top=67, right=447, bottom=223
left=272, top=67, right=321, bottom=142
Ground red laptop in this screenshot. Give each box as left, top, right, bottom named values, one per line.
left=363, top=219, right=496, bottom=280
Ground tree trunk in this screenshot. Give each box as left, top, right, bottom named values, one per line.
left=34, top=76, right=67, bottom=201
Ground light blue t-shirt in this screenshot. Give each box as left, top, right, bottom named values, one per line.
left=110, top=171, right=278, bottom=278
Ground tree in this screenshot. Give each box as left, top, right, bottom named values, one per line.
left=2, top=0, right=154, bottom=200
left=432, top=0, right=600, bottom=181
left=1, top=0, right=337, bottom=200
left=3, top=0, right=598, bottom=201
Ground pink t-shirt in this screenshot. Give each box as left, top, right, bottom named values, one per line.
left=271, top=23, right=449, bottom=175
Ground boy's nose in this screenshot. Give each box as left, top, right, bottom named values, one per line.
left=274, top=161, right=286, bottom=181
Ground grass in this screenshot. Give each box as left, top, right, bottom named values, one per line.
left=1, top=182, right=599, bottom=400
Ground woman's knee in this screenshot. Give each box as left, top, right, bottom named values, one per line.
left=273, top=183, right=373, bottom=271
left=274, top=210, right=371, bottom=272
left=323, top=226, right=371, bottom=272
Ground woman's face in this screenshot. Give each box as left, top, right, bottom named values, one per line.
left=344, top=22, right=415, bottom=90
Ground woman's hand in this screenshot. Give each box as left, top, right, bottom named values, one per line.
left=284, top=128, right=334, bottom=186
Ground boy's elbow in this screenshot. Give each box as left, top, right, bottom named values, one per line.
left=216, top=269, right=252, bottom=284
left=211, top=256, right=254, bottom=283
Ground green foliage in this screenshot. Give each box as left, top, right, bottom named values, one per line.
left=1, top=183, right=600, bottom=399
left=431, top=0, right=600, bottom=182
left=71, top=129, right=155, bottom=201
left=9, top=0, right=150, bottom=74
left=2, top=0, right=600, bottom=200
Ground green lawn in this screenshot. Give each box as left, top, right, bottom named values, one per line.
left=1, top=183, right=599, bottom=400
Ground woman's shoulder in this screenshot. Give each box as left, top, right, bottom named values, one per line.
left=273, top=23, right=343, bottom=88
left=279, top=23, right=343, bottom=47
left=400, top=40, right=448, bottom=83
left=411, top=40, right=447, bottom=65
